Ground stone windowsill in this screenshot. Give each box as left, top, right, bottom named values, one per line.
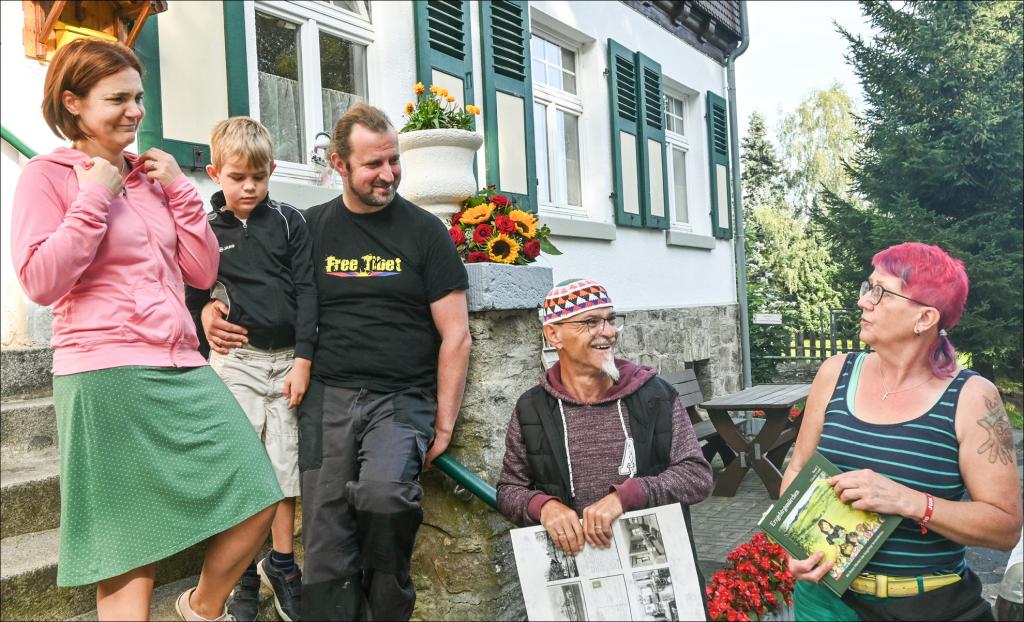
left=540, top=213, right=617, bottom=241
left=665, top=229, right=716, bottom=250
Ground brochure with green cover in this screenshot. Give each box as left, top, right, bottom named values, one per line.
left=757, top=451, right=901, bottom=596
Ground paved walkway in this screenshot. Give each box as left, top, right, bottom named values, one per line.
left=689, top=430, right=1024, bottom=608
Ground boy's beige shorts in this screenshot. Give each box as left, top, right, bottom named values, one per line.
left=210, top=346, right=301, bottom=497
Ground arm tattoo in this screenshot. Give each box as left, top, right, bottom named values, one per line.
left=976, top=394, right=1014, bottom=465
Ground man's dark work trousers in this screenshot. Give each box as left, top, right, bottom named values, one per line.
left=299, top=380, right=435, bottom=621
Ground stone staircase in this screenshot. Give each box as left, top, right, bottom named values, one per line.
left=0, top=345, right=291, bottom=621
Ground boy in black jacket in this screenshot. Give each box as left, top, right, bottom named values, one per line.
left=186, top=117, right=315, bottom=622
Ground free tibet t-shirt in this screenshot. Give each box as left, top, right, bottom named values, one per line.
left=304, top=193, right=469, bottom=393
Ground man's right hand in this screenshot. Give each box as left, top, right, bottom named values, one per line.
left=540, top=499, right=584, bottom=556
left=201, top=300, right=247, bottom=354
left=787, top=550, right=834, bottom=583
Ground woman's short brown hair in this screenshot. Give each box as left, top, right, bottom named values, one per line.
left=42, top=38, right=143, bottom=141
left=329, top=103, right=393, bottom=166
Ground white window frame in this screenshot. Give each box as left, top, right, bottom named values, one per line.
left=663, top=86, right=700, bottom=234
left=246, top=1, right=373, bottom=184
left=530, top=27, right=587, bottom=218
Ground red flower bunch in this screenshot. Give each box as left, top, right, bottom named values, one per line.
left=447, top=186, right=561, bottom=264
left=706, top=533, right=794, bottom=621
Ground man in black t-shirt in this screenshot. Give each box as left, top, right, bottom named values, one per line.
left=213, top=104, right=471, bottom=621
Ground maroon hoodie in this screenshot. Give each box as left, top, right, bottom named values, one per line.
left=496, top=358, right=713, bottom=526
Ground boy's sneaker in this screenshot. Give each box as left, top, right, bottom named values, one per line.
left=226, top=572, right=262, bottom=622
left=257, top=556, right=301, bottom=622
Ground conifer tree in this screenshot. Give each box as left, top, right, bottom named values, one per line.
left=817, top=0, right=1023, bottom=378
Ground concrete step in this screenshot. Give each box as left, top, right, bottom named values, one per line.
left=68, top=560, right=300, bottom=621
left=1, top=396, right=58, bottom=456
left=0, top=346, right=53, bottom=401
left=0, top=528, right=207, bottom=622
left=0, top=448, right=60, bottom=539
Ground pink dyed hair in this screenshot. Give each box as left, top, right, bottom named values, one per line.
left=872, top=243, right=969, bottom=378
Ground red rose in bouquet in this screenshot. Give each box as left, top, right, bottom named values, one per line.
left=449, top=226, right=465, bottom=246
left=491, top=194, right=510, bottom=208
left=494, top=214, right=515, bottom=234
left=466, top=251, right=490, bottom=263
left=472, top=223, right=494, bottom=245
left=524, top=239, right=541, bottom=259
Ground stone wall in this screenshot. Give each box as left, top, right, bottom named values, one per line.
left=617, top=304, right=743, bottom=400
left=409, top=301, right=743, bottom=620
left=771, top=360, right=823, bottom=383
left=412, top=308, right=540, bottom=621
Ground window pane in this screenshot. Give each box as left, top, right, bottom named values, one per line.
left=544, top=38, right=560, bottom=67
left=322, top=0, right=365, bottom=15
left=562, top=70, right=576, bottom=95
left=560, top=47, right=576, bottom=94
left=534, top=102, right=550, bottom=204
left=256, top=12, right=304, bottom=163
left=547, top=65, right=561, bottom=89
left=531, top=35, right=544, bottom=61
left=561, top=111, right=581, bottom=207
left=672, top=146, right=688, bottom=223
left=320, top=31, right=366, bottom=132
left=560, top=47, right=575, bottom=75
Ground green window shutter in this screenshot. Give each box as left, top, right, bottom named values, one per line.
left=136, top=2, right=249, bottom=169
left=413, top=1, right=474, bottom=109
left=607, top=39, right=642, bottom=227
left=706, top=91, right=733, bottom=239
left=480, top=0, right=537, bottom=212
left=635, top=52, right=669, bottom=230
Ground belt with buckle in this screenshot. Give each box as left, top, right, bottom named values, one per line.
left=850, top=572, right=960, bottom=598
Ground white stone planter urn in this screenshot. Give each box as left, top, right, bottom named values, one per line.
left=397, top=128, right=483, bottom=220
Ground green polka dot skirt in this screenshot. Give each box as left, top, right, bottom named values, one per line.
left=52, top=366, right=283, bottom=586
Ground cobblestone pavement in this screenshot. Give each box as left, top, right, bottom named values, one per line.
left=690, top=430, right=1024, bottom=609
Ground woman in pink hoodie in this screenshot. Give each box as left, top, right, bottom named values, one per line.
left=11, top=39, right=283, bottom=621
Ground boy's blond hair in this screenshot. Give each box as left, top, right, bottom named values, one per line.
left=210, top=116, right=274, bottom=170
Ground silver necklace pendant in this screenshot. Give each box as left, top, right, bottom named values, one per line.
left=618, top=437, right=636, bottom=477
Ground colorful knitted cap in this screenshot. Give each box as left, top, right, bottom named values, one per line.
left=542, top=278, right=614, bottom=325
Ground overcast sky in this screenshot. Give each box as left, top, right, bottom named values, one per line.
left=734, top=1, right=877, bottom=140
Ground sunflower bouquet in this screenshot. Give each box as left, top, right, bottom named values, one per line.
left=447, top=186, right=561, bottom=264
left=401, top=82, right=481, bottom=132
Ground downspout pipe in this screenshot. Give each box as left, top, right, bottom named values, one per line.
left=726, top=1, right=752, bottom=389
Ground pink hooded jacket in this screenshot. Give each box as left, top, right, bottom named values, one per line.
left=11, top=147, right=219, bottom=375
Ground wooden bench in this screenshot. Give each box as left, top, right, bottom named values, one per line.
left=659, top=370, right=738, bottom=466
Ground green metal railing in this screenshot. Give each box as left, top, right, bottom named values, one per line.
left=434, top=454, right=497, bottom=509
left=2, top=125, right=38, bottom=159
left=0, top=123, right=499, bottom=510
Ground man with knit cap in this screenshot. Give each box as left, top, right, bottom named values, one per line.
left=497, top=278, right=714, bottom=562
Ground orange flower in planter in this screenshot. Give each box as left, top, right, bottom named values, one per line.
left=414, top=82, right=425, bottom=95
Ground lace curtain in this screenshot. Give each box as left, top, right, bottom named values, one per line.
left=259, top=72, right=364, bottom=164
left=259, top=71, right=302, bottom=162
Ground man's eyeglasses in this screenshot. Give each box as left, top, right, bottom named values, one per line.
left=557, top=316, right=625, bottom=334
left=859, top=281, right=931, bottom=307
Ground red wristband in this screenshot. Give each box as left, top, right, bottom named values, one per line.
left=916, top=493, right=934, bottom=534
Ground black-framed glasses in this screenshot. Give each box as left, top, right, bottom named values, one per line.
left=557, top=315, right=625, bottom=334
left=859, top=281, right=931, bottom=307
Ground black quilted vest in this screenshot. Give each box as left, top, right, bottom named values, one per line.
left=514, top=376, right=677, bottom=504
left=515, top=375, right=709, bottom=617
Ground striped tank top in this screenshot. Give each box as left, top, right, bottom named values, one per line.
left=817, top=352, right=976, bottom=576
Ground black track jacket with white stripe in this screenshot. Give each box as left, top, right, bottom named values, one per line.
left=185, top=191, right=317, bottom=359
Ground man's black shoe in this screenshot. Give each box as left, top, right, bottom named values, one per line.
left=257, top=556, right=301, bottom=622
left=227, top=570, right=261, bottom=622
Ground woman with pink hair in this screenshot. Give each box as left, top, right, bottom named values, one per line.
left=780, top=243, right=1021, bottom=620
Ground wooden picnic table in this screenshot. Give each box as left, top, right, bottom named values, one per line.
left=700, top=383, right=811, bottom=499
